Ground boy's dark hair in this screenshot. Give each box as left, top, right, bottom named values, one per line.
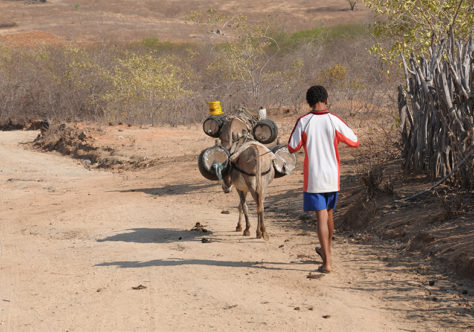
left=306, top=85, right=328, bottom=107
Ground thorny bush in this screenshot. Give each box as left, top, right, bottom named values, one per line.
left=0, top=21, right=394, bottom=127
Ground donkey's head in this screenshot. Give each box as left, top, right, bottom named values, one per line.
left=219, top=117, right=252, bottom=151
left=220, top=170, right=234, bottom=193
left=211, top=159, right=233, bottom=194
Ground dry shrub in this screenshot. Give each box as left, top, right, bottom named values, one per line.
left=354, top=107, right=401, bottom=200
left=0, top=44, right=201, bottom=126
left=0, top=45, right=108, bottom=122
left=360, top=167, right=383, bottom=199
left=435, top=189, right=473, bottom=220
left=0, top=23, right=392, bottom=127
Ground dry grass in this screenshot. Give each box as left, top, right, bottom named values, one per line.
left=0, top=0, right=372, bottom=44
left=0, top=23, right=391, bottom=127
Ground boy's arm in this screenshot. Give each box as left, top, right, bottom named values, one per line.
left=331, top=114, right=359, bottom=148
left=288, top=119, right=304, bottom=153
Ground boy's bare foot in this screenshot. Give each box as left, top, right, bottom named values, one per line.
left=317, top=265, right=331, bottom=274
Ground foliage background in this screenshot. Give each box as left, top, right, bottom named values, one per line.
left=0, top=19, right=393, bottom=126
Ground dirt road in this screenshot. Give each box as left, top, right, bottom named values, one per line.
left=1, top=130, right=472, bottom=331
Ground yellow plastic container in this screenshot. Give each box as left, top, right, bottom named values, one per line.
left=208, top=101, right=223, bottom=116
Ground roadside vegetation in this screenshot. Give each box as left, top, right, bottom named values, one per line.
left=0, top=19, right=392, bottom=127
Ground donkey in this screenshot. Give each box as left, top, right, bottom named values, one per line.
left=212, top=113, right=276, bottom=239
left=220, top=140, right=275, bottom=240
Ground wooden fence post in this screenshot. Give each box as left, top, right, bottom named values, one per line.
left=398, top=34, right=473, bottom=188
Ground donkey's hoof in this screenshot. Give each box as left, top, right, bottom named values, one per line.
left=256, top=232, right=262, bottom=239
left=243, top=229, right=250, bottom=236
left=236, top=225, right=242, bottom=232
left=262, top=232, right=269, bottom=241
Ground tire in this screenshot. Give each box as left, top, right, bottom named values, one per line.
left=202, top=115, right=226, bottom=138
left=253, top=119, right=278, bottom=144
left=198, top=145, right=230, bottom=181
left=270, top=145, right=296, bottom=178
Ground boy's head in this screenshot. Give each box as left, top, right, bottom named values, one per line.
left=306, top=85, right=328, bottom=107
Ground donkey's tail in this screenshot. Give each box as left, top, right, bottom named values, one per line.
left=254, top=144, right=262, bottom=194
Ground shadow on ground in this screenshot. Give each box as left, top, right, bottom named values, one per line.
left=95, top=258, right=316, bottom=272
left=117, top=182, right=216, bottom=196
left=97, top=227, right=211, bottom=244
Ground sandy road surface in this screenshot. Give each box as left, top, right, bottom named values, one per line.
left=0, top=130, right=472, bottom=331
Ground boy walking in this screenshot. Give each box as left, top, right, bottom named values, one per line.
left=288, top=86, right=359, bottom=273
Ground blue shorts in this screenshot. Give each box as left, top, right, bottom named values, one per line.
left=303, top=192, right=338, bottom=211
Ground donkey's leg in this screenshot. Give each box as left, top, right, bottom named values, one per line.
left=236, top=190, right=244, bottom=232
left=249, top=144, right=266, bottom=239
left=256, top=191, right=268, bottom=240
left=238, top=190, right=251, bottom=236
left=236, top=202, right=243, bottom=232
left=249, top=189, right=266, bottom=239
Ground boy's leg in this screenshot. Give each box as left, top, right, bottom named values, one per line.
left=316, top=209, right=332, bottom=271
left=328, top=208, right=334, bottom=251
left=315, top=208, right=334, bottom=260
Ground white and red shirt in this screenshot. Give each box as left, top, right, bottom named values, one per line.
left=288, top=110, right=359, bottom=193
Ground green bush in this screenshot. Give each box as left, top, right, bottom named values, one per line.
left=270, top=24, right=370, bottom=52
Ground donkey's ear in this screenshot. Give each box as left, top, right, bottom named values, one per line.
left=231, top=140, right=237, bottom=152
